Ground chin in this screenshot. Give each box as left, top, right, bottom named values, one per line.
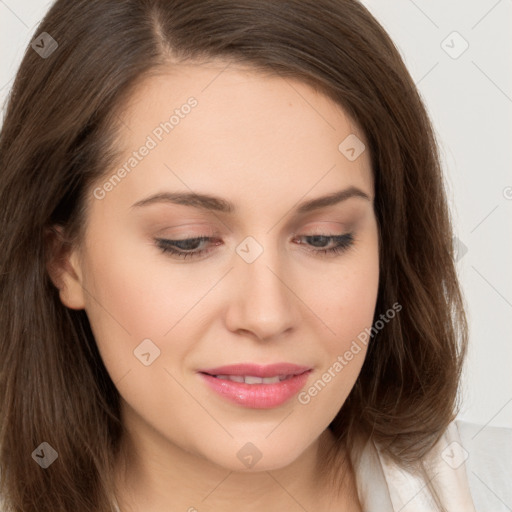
left=198, top=435, right=311, bottom=473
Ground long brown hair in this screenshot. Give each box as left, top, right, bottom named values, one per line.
left=0, top=1, right=467, bottom=510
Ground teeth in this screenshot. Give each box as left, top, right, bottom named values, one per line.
left=225, top=375, right=244, bottom=383
left=245, top=375, right=265, bottom=384
left=214, top=374, right=292, bottom=384
left=268, top=376, right=289, bottom=383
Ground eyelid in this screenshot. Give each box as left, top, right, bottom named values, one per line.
left=154, top=231, right=355, bottom=260
left=154, top=224, right=219, bottom=237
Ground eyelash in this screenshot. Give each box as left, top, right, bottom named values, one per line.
left=154, top=233, right=355, bottom=260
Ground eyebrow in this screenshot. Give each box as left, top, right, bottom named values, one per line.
left=130, top=186, right=371, bottom=214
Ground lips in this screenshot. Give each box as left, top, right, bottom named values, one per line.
left=197, top=363, right=313, bottom=409
left=198, top=362, right=311, bottom=379
left=212, top=374, right=293, bottom=384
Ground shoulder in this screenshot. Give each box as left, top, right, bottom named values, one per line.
left=354, top=418, right=512, bottom=511
left=454, top=418, right=512, bottom=512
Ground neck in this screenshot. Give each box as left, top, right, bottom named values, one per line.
left=113, top=406, right=359, bottom=511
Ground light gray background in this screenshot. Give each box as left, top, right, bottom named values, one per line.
left=1, top=0, right=511, bottom=428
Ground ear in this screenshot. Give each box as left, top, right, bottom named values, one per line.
left=45, top=225, right=86, bottom=310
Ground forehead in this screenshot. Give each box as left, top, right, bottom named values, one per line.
left=95, top=61, right=373, bottom=216
left=120, top=61, right=365, bottom=143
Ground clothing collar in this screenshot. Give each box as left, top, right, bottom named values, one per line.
left=353, top=421, right=477, bottom=511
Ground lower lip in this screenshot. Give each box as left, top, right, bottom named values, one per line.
left=199, top=371, right=312, bottom=409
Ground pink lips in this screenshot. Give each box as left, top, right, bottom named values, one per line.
left=197, top=363, right=312, bottom=409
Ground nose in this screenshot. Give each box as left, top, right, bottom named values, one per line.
left=224, top=238, right=300, bottom=341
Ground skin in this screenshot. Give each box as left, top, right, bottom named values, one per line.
left=49, top=61, right=379, bottom=511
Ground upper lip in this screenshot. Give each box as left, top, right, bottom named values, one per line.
left=198, top=363, right=312, bottom=378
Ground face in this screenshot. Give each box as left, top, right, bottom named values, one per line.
left=55, top=61, right=379, bottom=472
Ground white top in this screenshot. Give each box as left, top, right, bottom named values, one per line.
left=353, top=419, right=512, bottom=511
left=2, top=419, right=510, bottom=511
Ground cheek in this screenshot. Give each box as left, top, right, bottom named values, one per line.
left=315, top=245, right=380, bottom=350
left=296, top=264, right=378, bottom=422
left=80, top=237, right=220, bottom=381
left=303, top=239, right=379, bottom=406
left=79, top=240, right=172, bottom=380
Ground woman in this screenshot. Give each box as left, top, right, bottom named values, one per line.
left=0, top=1, right=509, bottom=511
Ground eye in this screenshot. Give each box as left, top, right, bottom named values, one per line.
left=292, top=233, right=355, bottom=256
left=154, top=233, right=355, bottom=260
left=155, top=236, right=220, bottom=259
